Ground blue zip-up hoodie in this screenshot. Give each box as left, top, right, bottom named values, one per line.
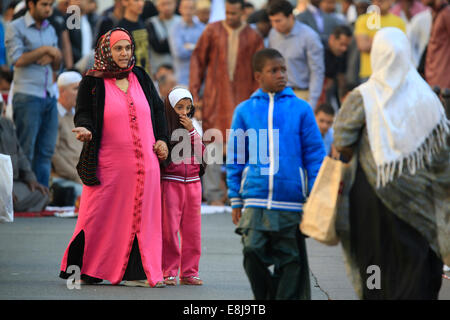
left=226, top=87, right=326, bottom=212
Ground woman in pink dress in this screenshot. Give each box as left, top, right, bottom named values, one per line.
left=59, top=28, right=169, bottom=288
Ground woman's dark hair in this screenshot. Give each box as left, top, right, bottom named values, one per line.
left=252, top=48, right=284, bottom=73
left=266, top=0, right=293, bottom=17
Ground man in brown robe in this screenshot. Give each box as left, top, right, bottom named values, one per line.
left=189, top=0, right=263, bottom=205
left=422, top=0, right=450, bottom=90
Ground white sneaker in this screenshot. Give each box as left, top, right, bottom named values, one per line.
left=444, top=265, right=450, bottom=272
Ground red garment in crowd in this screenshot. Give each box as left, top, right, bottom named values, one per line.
left=189, top=21, right=264, bottom=139
left=425, top=4, right=450, bottom=90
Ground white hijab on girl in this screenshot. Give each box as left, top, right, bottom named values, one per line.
left=168, top=87, right=193, bottom=109
left=168, top=87, right=203, bottom=135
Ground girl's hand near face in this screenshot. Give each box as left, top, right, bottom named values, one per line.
left=179, top=114, right=194, bottom=131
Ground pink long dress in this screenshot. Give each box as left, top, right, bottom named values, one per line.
left=60, top=72, right=163, bottom=286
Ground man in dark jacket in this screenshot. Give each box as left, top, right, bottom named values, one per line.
left=66, top=0, right=96, bottom=65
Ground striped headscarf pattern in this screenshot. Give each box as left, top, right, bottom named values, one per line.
left=86, top=27, right=136, bottom=79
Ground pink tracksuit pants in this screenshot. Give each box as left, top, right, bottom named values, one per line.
left=161, top=180, right=202, bottom=278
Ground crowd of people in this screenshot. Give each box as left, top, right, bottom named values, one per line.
left=0, top=0, right=449, bottom=298
left=0, top=0, right=449, bottom=208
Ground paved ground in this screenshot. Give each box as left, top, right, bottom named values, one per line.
left=0, top=213, right=448, bottom=300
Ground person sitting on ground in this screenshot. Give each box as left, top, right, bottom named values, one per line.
left=0, top=95, right=49, bottom=212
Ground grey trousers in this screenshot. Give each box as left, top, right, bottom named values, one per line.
left=13, top=181, right=49, bottom=212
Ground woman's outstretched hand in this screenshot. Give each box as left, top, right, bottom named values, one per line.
left=72, top=127, right=92, bottom=142
left=154, top=140, right=168, bottom=161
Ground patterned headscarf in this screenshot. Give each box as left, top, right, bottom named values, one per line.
left=86, top=27, right=136, bottom=79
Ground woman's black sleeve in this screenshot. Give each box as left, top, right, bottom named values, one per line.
left=147, top=75, right=169, bottom=144
left=74, top=76, right=95, bottom=135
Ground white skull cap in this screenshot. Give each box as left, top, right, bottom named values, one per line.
left=57, top=71, right=82, bottom=88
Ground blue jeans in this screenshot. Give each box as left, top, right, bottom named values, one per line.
left=13, top=92, right=58, bottom=187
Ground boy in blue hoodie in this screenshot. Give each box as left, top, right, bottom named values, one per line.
left=226, top=48, right=326, bottom=300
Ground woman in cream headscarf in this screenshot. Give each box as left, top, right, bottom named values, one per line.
left=333, top=27, right=449, bottom=299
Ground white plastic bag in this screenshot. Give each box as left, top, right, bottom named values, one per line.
left=0, top=153, right=14, bottom=223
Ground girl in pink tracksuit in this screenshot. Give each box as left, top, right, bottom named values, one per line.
left=161, top=87, right=206, bottom=286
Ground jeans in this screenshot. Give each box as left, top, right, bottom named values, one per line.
left=13, top=92, right=58, bottom=187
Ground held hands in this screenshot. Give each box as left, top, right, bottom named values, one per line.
left=72, top=127, right=92, bottom=142
left=179, top=114, right=194, bottom=131
left=153, top=140, right=169, bottom=161
left=232, top=208, right=242, bottom=225
left=72, top=127, right=168, bottom=160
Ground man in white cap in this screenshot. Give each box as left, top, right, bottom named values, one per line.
left=51, top=71, right=83, bottom=205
